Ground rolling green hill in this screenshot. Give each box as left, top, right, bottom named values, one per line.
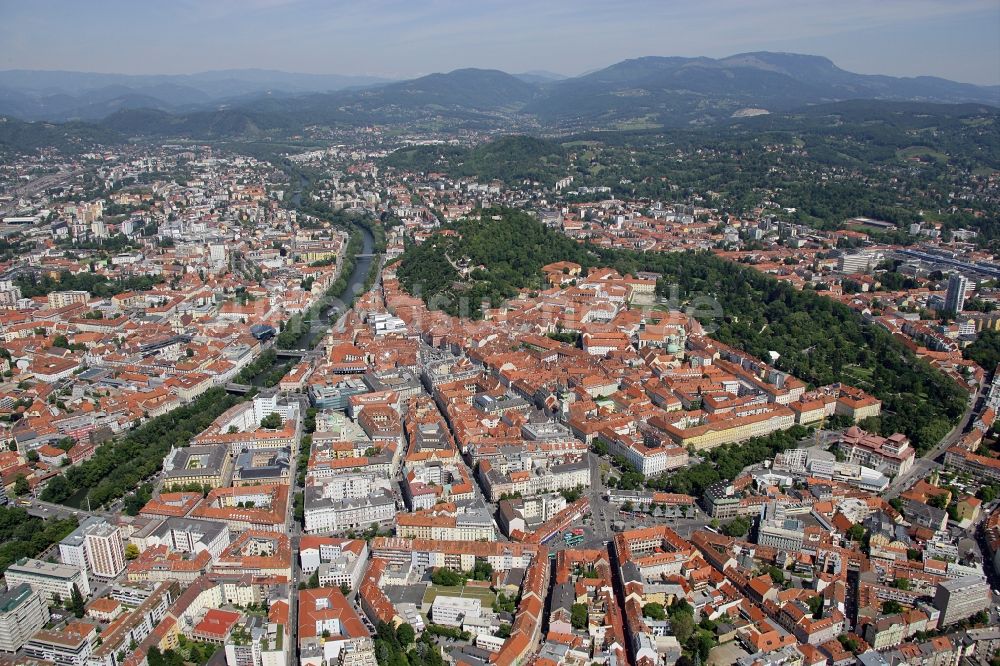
left=0, top=115, right=121, bottom=155
left=384, top=135, right=568, bottom=183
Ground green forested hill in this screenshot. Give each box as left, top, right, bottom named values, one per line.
left=396, top=207, right=592, bottom=317
left=384, top=136, right=568, bottom=183
left=0, top=115, right=121, bottom=155
left=397, top=208, right=966, bottom=451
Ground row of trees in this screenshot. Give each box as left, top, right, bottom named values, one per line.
left=147, top=638, right=218, bottom=666
left=659, top=426, right=813, bottom=496
left=41, top=388, right=240, bottom=508
left=602, top=423, right=817, bottom=498
left=233, top=349, right=288, bottom=386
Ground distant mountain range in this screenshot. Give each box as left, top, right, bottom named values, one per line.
left=1, top=53, right=997, bottom=138
left=0, top=68, right=392, bottom=121
left=524, top=52, right=1000, bottom=129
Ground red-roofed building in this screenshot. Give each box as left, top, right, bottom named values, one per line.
left=298, top=587, right=375, bottom=665
left=193, top=608, right=241, bottom=644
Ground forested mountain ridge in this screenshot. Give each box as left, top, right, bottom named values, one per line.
left=397, top=208, right=967, bottom=452
left=527, top=52, right=998, bottom=129
left=2, top=52, right=996, bottom=133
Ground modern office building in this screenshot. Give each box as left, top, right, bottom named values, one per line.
left=0, top=584, right=48, bottom=652
left=141, top=517, right=231, bottom=558
left=933, top=575, right=991, bottom=626
left=757, top=517, right=805, bottom=551
left=837, top=250, right=878, bottom=274
left=4, top=558, right=91, bottom=604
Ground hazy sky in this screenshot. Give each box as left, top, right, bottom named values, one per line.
left=2, top=0, right=999, bottom=85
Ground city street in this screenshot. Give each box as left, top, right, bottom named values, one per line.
left=886, top=385, right=984, bottom=500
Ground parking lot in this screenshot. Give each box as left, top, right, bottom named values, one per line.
left=707, top=641, right=751, bottom=666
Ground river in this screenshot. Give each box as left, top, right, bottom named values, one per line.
left=291, top=176, right=376, bottom=349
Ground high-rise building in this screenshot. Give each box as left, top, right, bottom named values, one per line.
left=933, top=575, right=991, bottom=626
left=84, top=522, right=127, bottom=579
left=60, top=517, right=127, bottom=578
left=59, top=516, right=104, bottom=571
left=0, top=584, right=49, bottom=653
left=945, top=273, right=969, bottom=314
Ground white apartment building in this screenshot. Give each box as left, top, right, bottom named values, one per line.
left=60, top=516, right=103, bottom=571
left=84, top=522, right=127, bottom=579
left=934, top=576, right=991, bottom=626
left=479, top=459, right=589, bottom=502
left=24, top=622, right=98, bottom=666
left=310, top=473, right=388, bottom=502
left=141, top=517, right=231, bottom=558
left=47, top=290, right=90, bottom=309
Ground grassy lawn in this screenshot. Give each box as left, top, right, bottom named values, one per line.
left=896, top=146, right=948, bottom=163
left=842, top=364, right=874, bottom=389
left=422, top=584, right=497, bottom=607
left=844, top=364, right=873, bottom=380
